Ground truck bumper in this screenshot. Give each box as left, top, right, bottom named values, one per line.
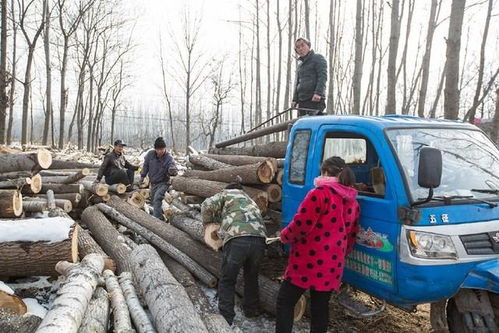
left=461, top=259, right=499, bottom=293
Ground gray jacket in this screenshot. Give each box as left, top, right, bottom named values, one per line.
left=292, top=50, right=327, bottom=102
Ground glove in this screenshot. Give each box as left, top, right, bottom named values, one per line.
left=168, top=167, right=178, bottom=176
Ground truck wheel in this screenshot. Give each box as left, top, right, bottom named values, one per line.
left=447, top=295, right=498, bottom=333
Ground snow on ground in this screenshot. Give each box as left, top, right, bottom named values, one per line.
left=200, top=285, right=311, bottom=333
left=0, top=281, right=14, bottom=295
left=22, top=298, right=47, bottom=319
left=0, top=217, right=74, bottom=243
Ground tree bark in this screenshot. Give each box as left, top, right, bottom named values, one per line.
left=78, top=287, right=109, bottom=333
left=385, top=0, right=400, bottom=115
left=22, top=199, right=72, bottom=213
left=171, top=177, right=268, bottom=212
left=444, top=0, right=466, bottom=120
left=0, top=0, right=7, bottom=144
left=0, top=176, right=40, bottom=194
left=188, top=155, right=230, bottom=170
left=108, top=183, right=126, bottom=194
left=103, top=269, right=134, bottom=333
left=23, top=183, right=83, bottom=195
left=81, top=206, right=133, bottom=274
left=77, top=228, right=116, bottom=272
left=42, top=0, right=53, bottom=146
left=118, top=272, right=156, bottom=333
left=170, top=198, right=202, bottom=221
left=48, top=160, right=97, bottom=170
left=352, top=0, right=363, bottom=115
left=0, top=189, right=22, bottom=217
left=492, top=88, right=499, bottom=144
left=184, top=161, right=274, bottom=184
left=254, top=184, right=282, bottom=203
left=215, top=121, right=293, bottom=148
left=97, top=203, right=217, bottom=288
left=0, top=150, right=52, bottom=173
left=130, top=244, right=208, bottom=333
left=34, top=192, right=81, bottom=206
left=0, top=220, right=77, bottom=276
left=168, top=214, right=204, bottom=243
left=35, top=254, right=105, bottom=333
left=81, top=181, right=108, bottom=197
left=203, top=154, right=278, bottom=170
left=210, top=141, right=287, bottom=158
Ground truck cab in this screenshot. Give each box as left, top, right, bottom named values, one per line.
left=282, top=115, right=499, bottom=332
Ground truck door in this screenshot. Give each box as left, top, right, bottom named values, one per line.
left=317, top=126, right=400, bottom=298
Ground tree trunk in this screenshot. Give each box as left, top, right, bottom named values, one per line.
left=443, top=0, right=466, bottom=120
left=22, top=198, right=72, bottom=213
left=103, top=270, right=134, bottom=333
left=0, top=149, right=52, bottom=173
left=81, top=206, right=133, bottom=274
left=168, top=214, right=204, bottom=243
left=0, top=290, right=26, bottom=315
left=170, top=198, right=202, bottom=221
left=58, top=38, right=69, bottom=149
left=184, top=161, right=274, bottom=185
left=0, top=176, right=40, bottom=194
left=97, top=203, right=217, bottom=288
left=0, top=218, right=77, bottom=276
left=352, top=0, right=363, bottom=115
left=42, top=0, right=52, bottom=146
left=127, top=191, right=145, bottom=209
left=34, top=192, right=81, bottom=206
left=78, top=287, right=109, bottom=333
left=118, top=272, right=156, bottom=333
left=188, top=155, right=230, bottom=170
left=203, top=154, right=278, bottom=170
left=23, top=183, right=83, bottom=195
left=81, top=181, right=108, bottom=197
left=210, top=141, right=287, bottom=158
left=77, top=228, right=116, bottom=272
left=275, top=0, right=283, bottom=121
left=171, top=177, right=268, bottom=212
left=385, top=0, right=400, bottom=115
left=0, top=0, right=7, bottom=144
left=283, top=0, right=293, bottom=111
left=160, top=254, right=231, bottom=333
left=0, top=189, right=22, bottom=217
left=254, top=183, right=282, bottom=203
left=35, top=254, right=105, bottom=333
left=49, top=160, right=97, bottom=169
left=491, top=89, right=499, bottom=144
left=215, top=121, right=293, bottom=148
left=130, top=244, right=209, bottom=333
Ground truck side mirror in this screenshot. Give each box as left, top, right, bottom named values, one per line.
left=418, top=147, right=442, bottom=189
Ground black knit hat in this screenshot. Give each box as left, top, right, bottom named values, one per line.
left=154, top=137, right=166, bottom=149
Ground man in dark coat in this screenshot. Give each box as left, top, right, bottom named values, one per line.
left=95, top=140, right=138, bottom=187
left=291, top=37, right=328, bottom=116
left=140, top=137, right=178, bottom=219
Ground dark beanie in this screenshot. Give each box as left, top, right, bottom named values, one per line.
left=154, top=137, right=166, bottom=149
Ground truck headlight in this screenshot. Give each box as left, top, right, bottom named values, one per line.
left=407, top=231, right=457, bottom=259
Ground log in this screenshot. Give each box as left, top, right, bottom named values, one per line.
left=183, top=161, right=275, bottom=185
left=203, top=154, right=278, bottom=171
left=103, top=270, right=134, bottom=333
left=160, top=254, right=231, bottom=333
left=77, top=228, right=116, bottom=272
left=0, top=309, right=42, bottom=333
left=0, top=170, right=32, bottom=181
left=204, top=223, right=223, bottom=251
left=188, top=154, right=231, bottom=170
left=97, top=203, right=217, bottom=288
left=0, top=290, right=27, bottom=315
left=130, top=245, right=208, bottom=333
left=254, top=183, right=282, bottom=203
left=181, top=194, right=205, bottom=205
left=48, top=159, right=97, bottom=170
left=0, top=149, right=52, bottom=173
left=268, top=201, right=282, bottom=211
left=127, top=191, right=145, bottom=208
left=106, top=196, right=222, bottom=277
left=108, top=183, right=126, bottom=194
left=78, top=287, right=110, bottom=333
left=118, top=272, right=156, bottom=333
left=171, top=177, right=268, bottom=212
left=276, top=168, right=283, bottom=185
left=81, top=206, right=133, bottom=273
left=0, top=176, right=40, bottom=194
left=40, top=168, right=91, bottom=184
left=265, top=209, right=282, bottom=224
left=39, top=168, right=98, bottom=176
left=210, top=141, right=288, bottom=158
left=0, top=217, right=78, bottom=276
left=23, top=183, right=83, bottom=195
left=22, top=198, right=73, bottom=213
left=35, top=254, right=105, bottom=333
left=170, top=198, right=202, bottom=221
left=169, top=214, right=204, bottom=242
left=214, top=120, right=294, bottom=148
left=81, top=181, right=108, bottom=197
left=0, top=189, right=23, bottom=217
left=138, top=189, right=149, bottom=200
left=34, top=193, right=81, bottom=206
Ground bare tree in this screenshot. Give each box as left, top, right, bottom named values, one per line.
left=282, top=0, right=293, bottom=112
left=42, top=0, right=54, bottom=145
left=6, top=0, right=17, bottom=144
left=19, top=0, right=46, bottom=145
left=0, top=0, right=8, bottom=143
left=417, top=0, right=441, bottom=118
left=265, top=0, right=271, bottom=123
left=159, top=33, right=175, bottom=149
left=493, top=88, right=499, bottom=144
left=254, top=0, right=262, bottom=127
left=303, top=0, right=310, bottom=39
left=352, top=0, right=363, bottom=115
left=443, top=0, right=466, bottom=120
left=385, top=0, right=401, bottom=115
left=464, top=0, right=493, bottom=123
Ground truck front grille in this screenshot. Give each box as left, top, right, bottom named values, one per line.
left=460, top=232, right=499, bottom=255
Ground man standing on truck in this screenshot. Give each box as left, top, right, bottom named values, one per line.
left=201, top=183, right=267, bottom=326
left=291, top=37, right=327, bottom=117
left=140, top=137, right=178, bottom=219
left=95, top=139, right=138, bottom=187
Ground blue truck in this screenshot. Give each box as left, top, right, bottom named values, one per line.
left=281, top=115, right=499, bottom=332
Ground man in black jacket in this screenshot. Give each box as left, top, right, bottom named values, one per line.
left=291, top=37, right=327, bottom=116
left=95, top=140, right=138, bottom=187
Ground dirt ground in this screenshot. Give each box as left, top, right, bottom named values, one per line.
left=261, top=243, right=432, bottom=333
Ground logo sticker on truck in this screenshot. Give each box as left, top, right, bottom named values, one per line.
left=356, top=227, right=394, bottom=252
left=346, top=249, right=394, bottom=286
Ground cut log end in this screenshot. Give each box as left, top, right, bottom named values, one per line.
left=294, top=295, right=307, bottom=322
left=0, top=190, right=23, bottom=217
left=30, top=174, right=42, bottom=194
left=0, top=290, right=27, bottom=316
left=204, top=224, right=223, bottom=251
left=13, top=191, right=22, bottom=217
left=36, top=149, right=53, bottom=170
left=127, top=192, right=145, bottom=208
left=256, top=160, right=275, bottom=183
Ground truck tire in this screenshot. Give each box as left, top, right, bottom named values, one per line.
left=447, top=294, right=498, bottom=333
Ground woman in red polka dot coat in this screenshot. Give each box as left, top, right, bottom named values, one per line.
left=275, top=156, right=360, bottom=333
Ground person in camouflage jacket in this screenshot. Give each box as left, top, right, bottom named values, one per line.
left=201, top=183, right=267, bottom=326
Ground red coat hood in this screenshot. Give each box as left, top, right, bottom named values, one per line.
left=313, top=176, right=358, bottom=201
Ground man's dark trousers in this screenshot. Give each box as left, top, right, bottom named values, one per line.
left=218, top=236, right=266, bottom=325
left=105, top=169, right=134, bottom=186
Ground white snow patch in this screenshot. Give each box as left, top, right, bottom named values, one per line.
left=7, top=276, right=52, bottom=291
left=23, top=298, right=48, bottom=318
left=0, top=217, right=74, bottom=243
left=0, top=281, right=14, bottom=295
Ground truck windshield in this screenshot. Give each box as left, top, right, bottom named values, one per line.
left=386, top=128, right=499, bottom=202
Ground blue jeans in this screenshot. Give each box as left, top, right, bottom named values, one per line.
left=150, top=183, right=168, bottom=219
